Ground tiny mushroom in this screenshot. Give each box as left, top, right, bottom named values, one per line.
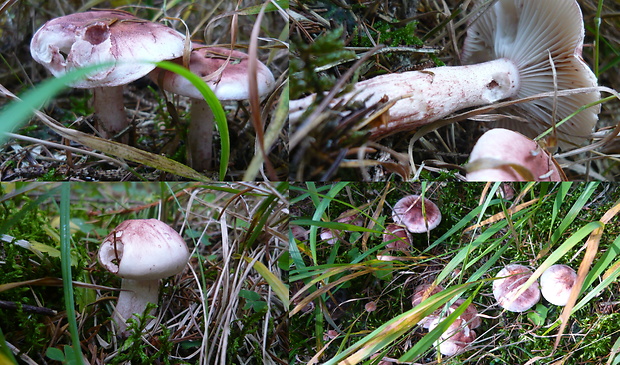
left=98, top=219, right=189, bottom=333
left=392, top=195, right=441, bottom=233
left=493, top=264, right=540, bottom=312
left=30, top=10, right=188, bottom=141
left=466, top=128, right=565, bottom=181
left=539, top=264, right=578, bottom=306
left=149, top=44, right=275, bottom=171
left=290, top=0, right=599, bottom=149
left=319, top=212, right=363, bottom=245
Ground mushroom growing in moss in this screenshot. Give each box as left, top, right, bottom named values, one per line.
left=392, top=195, right=441, bottom=233
left=540, top=264, right=577, bottom=306
left=98, top=219, right=189, bottom=333
left=493, top=264, right=540, bottom=312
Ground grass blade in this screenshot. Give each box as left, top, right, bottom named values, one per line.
left=60, top=183, right=83, bottom=365
left=0, top=63, right=113, bottom=143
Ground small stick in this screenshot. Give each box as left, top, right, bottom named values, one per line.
left=0, top=300, right=57, bottom=316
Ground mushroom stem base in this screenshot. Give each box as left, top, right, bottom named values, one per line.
left=113, top=278, right=159, bottom=333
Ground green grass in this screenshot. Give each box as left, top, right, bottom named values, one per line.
left=290, top=182, right=620, bottom=364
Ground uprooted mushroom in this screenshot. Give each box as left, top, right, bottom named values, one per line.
left=290, top=0, right=600, bottom=150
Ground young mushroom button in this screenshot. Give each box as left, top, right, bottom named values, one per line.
left=30, top=10, right=188, bottom=141
left=98, top=219, right=190, bottom=333
left=149, top=44, right=276, bottom=171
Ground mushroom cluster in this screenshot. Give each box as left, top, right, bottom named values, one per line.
left=412, top=284, right=481, bottom=356
left=493, top=264, right=577, bottom=312
left=98, top=219, right=190, bottom=333
left=30, top=10, right=276, bottom=172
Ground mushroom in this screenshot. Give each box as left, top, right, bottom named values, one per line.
left=461, top=0, right=599, bottom=149
left=493, top=264, right=540, bottom=312
left=466, top=128, right=565, bottom=181
left=30, top=10, right=188, bottom=141
left=412, top=285, right=481, bottom=331
left=382, top=224, right=411, bottom=251
left=427, top=317, right=477, bottom=356
left=411, top=284, right=444, bottom=329
left=539, top=264, right=577, bottom=306
left=290, top=0, right=599, bottom=149
left=98, top=219, right=190, bottom=333
left=412, top=284, right=444, bottom=308
left=392, top=195, right=441, bottom=233
left=452, top=299, right=481, bottom=330
left=318, top=212, right=363, bottom=245
left=149, top=44, right=275, bottom=171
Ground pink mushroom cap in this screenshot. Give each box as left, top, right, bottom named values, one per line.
left=149, top=44, right=275, bottom=101
left=466, top=128, right=564, bottom=181
left=30, top=9, right=187, bottom=88
left=540, top=264, right=577, bottom=306
left=493, top=264, right=540, bottom=312
left=392, top=195, right=442, bottom=233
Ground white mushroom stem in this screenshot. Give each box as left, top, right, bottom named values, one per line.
left=113, top=278, right=160, bottom=333
left=290, top=58, right=520, bottom=140
left=92, top=85, right=128, bottom=142
left=187, top=99, right=214, bottom=171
